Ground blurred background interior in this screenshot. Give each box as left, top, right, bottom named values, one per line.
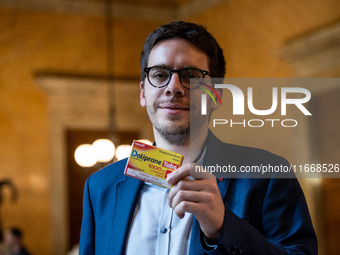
left=0, top=0, right=340, bottom=254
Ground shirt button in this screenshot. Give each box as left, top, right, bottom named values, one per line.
left=160, top=227, right=168, bottom=234
left=231, top=245, right=238, bottom=255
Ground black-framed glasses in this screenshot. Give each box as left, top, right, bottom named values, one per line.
left=144, top=66, right=210, bottom=89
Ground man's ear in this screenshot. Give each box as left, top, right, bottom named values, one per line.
left=140, top=81, right=146, bottom=108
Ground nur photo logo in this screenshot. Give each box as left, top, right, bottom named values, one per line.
left=197, top=79, right=313, bottom=128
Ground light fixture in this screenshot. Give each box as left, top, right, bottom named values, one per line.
left=73, top=1, right=153, bottom=167
left=74, top=144, right=97, bottom=167
left=92, top=139, right=115, bottom=163
left=115, top=144, right=132, bottom=161
left=74, top=138, right=152, bottom=167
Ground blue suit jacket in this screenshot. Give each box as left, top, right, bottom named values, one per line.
left=79, top=131, right=317, bottom=255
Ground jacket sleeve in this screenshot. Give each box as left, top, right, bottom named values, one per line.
left=79, top=178, right=95, bottom=255
left=201, top=178, right=318, bottom=255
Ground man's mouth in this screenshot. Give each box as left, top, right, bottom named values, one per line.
left=159, top=103, right=190, bottom=111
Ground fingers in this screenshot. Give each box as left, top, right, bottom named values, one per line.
left=168, top=179, right=216, bottom=207
left=169, top=188, right=201, bottom=209
left=168, top=177, right=218, bottom=211
left=166, top=168, right=224, bottom=240
left=173, top=200, right=204, bottom=219
left=166, top=164, right=191, bottom=185
left=166, top=163, right=215, bottom=185
left=167, top=163, right=219, bottom=212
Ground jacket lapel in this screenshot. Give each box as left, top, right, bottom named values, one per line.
left=108, top=175, right=143, bottom=255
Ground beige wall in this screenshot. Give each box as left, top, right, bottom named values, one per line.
left=0, top=0, right=339, bottom=254
left=0, top=7, right=162, bottom=254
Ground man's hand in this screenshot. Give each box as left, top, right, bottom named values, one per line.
left=167, top=163, right=225, bottom=241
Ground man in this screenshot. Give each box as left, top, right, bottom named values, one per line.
left=79, top=21, right=317, bottom=254
left=3, top=227, right=30, bottom=255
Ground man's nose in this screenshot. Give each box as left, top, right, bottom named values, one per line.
left=164, top=73, right=186, bottom=96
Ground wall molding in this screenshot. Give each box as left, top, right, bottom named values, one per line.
left=279, top=21, right=340, bottom=77
left=0, top=0, right=227, bottom=21
left=35, top=74, right=151, bottom=255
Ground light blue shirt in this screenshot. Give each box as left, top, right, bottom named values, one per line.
left=125, top=182, right=193, bottom=255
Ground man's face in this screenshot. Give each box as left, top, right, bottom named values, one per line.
left=4, top=229, right=17, bottom=248
left=140, top=38, right=213, bottom=144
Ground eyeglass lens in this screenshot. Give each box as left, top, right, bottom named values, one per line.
left=147, top=67, right=205, bottom=88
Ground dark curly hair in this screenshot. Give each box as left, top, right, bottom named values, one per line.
left=140, top=21, right=226, bottom=82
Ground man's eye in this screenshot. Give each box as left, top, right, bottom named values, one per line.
left=183, top=71, right=201, bottom=81
left=152, top=72, right=169, bottom=80
left=188, top=73, right=200, bottom=78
